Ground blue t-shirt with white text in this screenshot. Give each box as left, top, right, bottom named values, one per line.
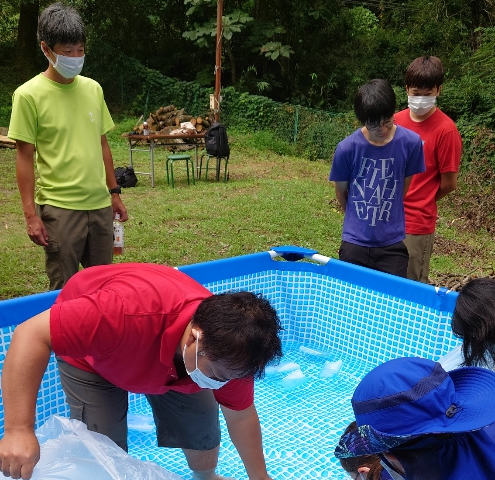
left=329, top=126, right=425, bottom=247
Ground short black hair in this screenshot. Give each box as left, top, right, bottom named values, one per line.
left=451, top=277, right=495, bottom=367
left=37, top=2, right=86, bottom=49
left=192, top=291, right=283, bottom=379
left=354, top=79, right=396, bottom=127
left=405, top=56, right=444, bottom=89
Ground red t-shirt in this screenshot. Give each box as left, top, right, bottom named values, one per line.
left=394, top=108, right=462, bottom=234
left=50, top=263, right=254, bottom=411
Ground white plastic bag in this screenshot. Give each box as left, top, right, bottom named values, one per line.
left=24, top=416, right=184, bottom=480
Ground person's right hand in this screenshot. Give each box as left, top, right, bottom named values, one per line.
left=25, top=215, right=48, bottom=247
left=0, top=430, right=40, bottom=479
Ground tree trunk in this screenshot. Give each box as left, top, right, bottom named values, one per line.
left=16, top=0, right=40, bottom=80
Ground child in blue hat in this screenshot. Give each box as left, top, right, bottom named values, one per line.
left=335, top=356, right=495, bottom=480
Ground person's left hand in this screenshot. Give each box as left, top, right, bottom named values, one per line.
left=111, top=195, right=128, bottom=222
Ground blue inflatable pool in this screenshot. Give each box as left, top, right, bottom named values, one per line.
left=0, top=246, right=460, bottom=479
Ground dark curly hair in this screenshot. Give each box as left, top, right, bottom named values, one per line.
left=192, top=291, right=283, bottom=379
left=451, top=277, right=495, bottom=367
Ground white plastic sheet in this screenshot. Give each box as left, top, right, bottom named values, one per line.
left=16, top=416, right=184, bottom=480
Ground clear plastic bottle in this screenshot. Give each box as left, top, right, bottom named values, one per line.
left=143, top=121, right=149, bottom=135
left=113, top=213, right=124, bottom=255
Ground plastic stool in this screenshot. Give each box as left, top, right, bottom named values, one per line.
left=199, top=154, right=229, bottom=182
left=166, top=154, right=195, bottom=188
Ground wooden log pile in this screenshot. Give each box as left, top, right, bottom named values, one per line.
left=0, top=127, right=16, bottom=149
left=132, top=105, right=213, bottom=135
left=0, top=135, right=16, bottom=149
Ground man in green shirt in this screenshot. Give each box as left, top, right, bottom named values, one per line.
left=8, top=2, right=128, bottom=290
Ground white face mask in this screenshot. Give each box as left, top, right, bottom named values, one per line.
left=408, top=95, right=436, bottom=116
left=182, top=331, right=229, bottom=390
left=42, top=46, right=85, bottom=79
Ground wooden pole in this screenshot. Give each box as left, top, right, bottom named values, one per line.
left=214, top=0, right=223, bottom=122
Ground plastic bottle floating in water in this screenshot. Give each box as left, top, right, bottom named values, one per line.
left=299, top=345, right=333, bottom=358
left=319, top=359, right=343, bottom=379
left=127, top=413, right=155, bottom=432
left=279, top=368, right=309, bottom=390
left=265, top=361, right=300, bottom=376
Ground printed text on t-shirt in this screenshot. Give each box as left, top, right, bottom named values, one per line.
left=350, top=157, right=397, bottom=226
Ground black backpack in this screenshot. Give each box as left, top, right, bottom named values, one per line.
left=114, top=166, right=138, bottom=188
left=205, top=123, right=230, bottom=158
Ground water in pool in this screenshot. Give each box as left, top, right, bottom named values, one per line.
left=127, top=339, right=375, bottom=480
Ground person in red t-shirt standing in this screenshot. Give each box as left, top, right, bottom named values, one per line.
left=395, top=56, right=462, bottom=283
left=0, top=264, right=283, bottom=480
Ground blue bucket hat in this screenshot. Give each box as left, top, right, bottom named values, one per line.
left=335, top=357, right=495, bottom=458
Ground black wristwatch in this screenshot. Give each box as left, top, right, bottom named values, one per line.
left=109, top=186, right=122, bottom=194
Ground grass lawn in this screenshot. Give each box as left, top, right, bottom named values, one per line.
left=0, top=119, right=493, bottom=298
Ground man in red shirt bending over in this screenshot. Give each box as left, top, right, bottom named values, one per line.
left=0, top=263, right=283, bottom=480
left=395, top=56, right=462, bottom=283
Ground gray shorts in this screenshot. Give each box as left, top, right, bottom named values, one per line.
left=57, top=359, right=221, bottom=452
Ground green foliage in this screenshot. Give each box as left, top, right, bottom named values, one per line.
left=344, top=6, right=378, bottom=38
left=260, top=42, right=294, bottom=60
left=4, top=0, right=493, bottom=114
left=84, top=39, right=212, bottom=117
left=0, top=79, right=14, bottom=126
left=393, top=85, right=407, bottom=112
left=241, top=130, right=296, bottom=157
left=0, top=64, right=30, bottom=126
left=298, top=113, right=356, bottom=162
left=0, top=2, right=18, bottom=46
left=456, top=119, right=495, bottom=172
left=439, top=28, right=495, bottom=127
left=182, top=9, right=253, bottom=47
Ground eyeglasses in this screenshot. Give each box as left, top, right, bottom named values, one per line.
left=365, top=119, right=394, bottom=132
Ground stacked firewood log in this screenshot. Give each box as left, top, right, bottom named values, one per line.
left=0, top=127, right=15, bottom=149
left=132, top=105, right=213, bottom=135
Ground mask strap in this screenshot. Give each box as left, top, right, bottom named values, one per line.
left=40, top=45, right=57, bottom=67
left=195, top=332, right=200, bottom=369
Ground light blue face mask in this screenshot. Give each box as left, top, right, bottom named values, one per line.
left=42, top=46, right=85, bottom=79
left=182, top=332, right=229, bottom=390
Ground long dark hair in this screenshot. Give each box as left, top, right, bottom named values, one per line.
left=451, top=277, right=495, bottom=367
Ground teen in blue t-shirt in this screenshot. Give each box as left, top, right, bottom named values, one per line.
left=329, top=79, right=425, bottom=277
